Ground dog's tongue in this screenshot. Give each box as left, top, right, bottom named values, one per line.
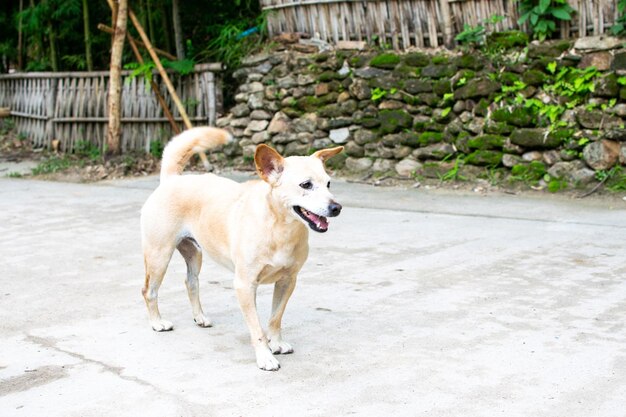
left=306, top=211, right=328, bottom=230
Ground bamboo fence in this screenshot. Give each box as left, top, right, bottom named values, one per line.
left=261, top=0, right=620, bottom=49
left=0, top=63, right=222, bottom=153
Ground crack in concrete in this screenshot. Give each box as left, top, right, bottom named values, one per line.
left=24, top=334, right=210, bottom=413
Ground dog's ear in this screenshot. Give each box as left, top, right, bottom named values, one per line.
left=312, top=146, right=344, bottom=163
left=255, top=144, right=284, bottom=183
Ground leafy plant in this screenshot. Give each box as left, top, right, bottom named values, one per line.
left=75, top=140, right=101, bottom=161
left=509, top=161, right=547, bottom=186
left=371, top=87, right=397, bottom=103
left=439, top=155, right=466, bottom=182
left=197, top=11, right=269, bottom=71
left=455, top=14, right=505, bottom=47
left=548, top=178, right=567, bottom=192
left=518, top=0, right=575, bottom=41
left=594, top=166, right=626, bottom=192
left=149, top=140, right=165, bottom=158
left=611, top=0, right=626, bottom=35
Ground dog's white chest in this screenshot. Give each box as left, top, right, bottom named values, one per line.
left=269, top=247, right=294, bottom=269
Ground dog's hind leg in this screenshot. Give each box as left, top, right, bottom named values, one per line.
left=177, top=237, right=212, bottom=328
left=142, top=244, right=176, bottom=331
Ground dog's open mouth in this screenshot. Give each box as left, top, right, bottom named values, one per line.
left=293, top=206, right=329, bottom=233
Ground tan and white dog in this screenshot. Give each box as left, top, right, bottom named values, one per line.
left=140, top=126, right=343, bottom=371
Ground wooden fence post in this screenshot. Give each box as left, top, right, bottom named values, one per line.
left=439, top=0, right=454, bottom=48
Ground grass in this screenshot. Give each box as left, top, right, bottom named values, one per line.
left=31, top=156, right=75, bottom=175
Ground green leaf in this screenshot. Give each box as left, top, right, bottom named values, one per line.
left=530, top=13, right=539, bottom=26
left=551, top=8, right=571, bottom=20
left=518, top=13, right=530, bottom=25
left=547, top=61, right=557, bottom=74
left=539, top=0, right=551, bottom=13
left=441, top=107, right=452, bottom=118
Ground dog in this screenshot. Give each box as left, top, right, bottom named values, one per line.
left=140, top=126, right=343, bottom=371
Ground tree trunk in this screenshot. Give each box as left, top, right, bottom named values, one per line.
left=17, top=0, right=24, bottom=70
left=172, top=0, right=185, bottom=60
left=159, top=0, right=172, bottom=54
left=106, top=0, right=128, bottom=155
left=82, top=0, right=93, bottom=71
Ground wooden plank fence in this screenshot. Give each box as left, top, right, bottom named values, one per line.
left=261, top=0, right=620, bottom=49
left=0, top=63, right=223, bottom=153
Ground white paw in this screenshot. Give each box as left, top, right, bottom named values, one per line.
left=151, top=319, right=174, bottom=332
left=193, top=314, right=212, bottom=328
left=256, top=348, right=281, bottom=371
left=269, top=338, right=293, bottom=354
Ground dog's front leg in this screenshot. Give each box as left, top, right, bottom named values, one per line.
left=234, top=272, right=281, bottom=371
left=268, top=276, right=296, bottom=354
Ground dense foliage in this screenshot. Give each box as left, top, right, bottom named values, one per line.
left=0, top=0, right=262, bottom=73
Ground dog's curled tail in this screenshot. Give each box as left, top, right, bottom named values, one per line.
left=160, top=126, right=233, bottom=182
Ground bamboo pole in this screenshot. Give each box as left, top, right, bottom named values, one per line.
left=127, top=8, right=210, bottom=169
left=125, top=29, right=181, bottom=135
left=97, top=23, right=177, bottom=61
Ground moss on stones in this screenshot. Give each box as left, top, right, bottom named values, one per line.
left=377, top=109, right=413, bottom=134
left=318, top=71, right=338, bottom=82
left=499, top=71, right=521, bottom=86
left=431, top=55, right=449, bottom=65
left=455, top=54, right=484, bottom=70
left=404, top=79, right=433, bottom=94
left=370, top=53, right=401, bottom=69
left=485, top=121, right=514, bottom=135
left=521, top=69, right=547, bottom=86
left=454, top=78, right=501, bottom=100
left=527, top=40, right=572, bottom=59
left=492, top=106, right=536, bottom=127
left=433, top=79, right=453, bottom=95
left=467, top=134, right=505, bottom=150
left=486, top=30, right=529, bottom=49
left=509, top=128, right=572, bottom=149
left=594, top=73, right=619, bottom=98
left=404, top=52, right=430, bottom=67
left=421, top=64, right=457, bottom=79
left=418, top=131, right=444, bottom=146
left=314, top=53, right=330, bottom=63
left=349, top=55, right=370, bottom=68
left=465, top=150, right=503, bottom=166
left=296, top=93, right=339, bottom=112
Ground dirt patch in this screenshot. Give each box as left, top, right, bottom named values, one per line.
left=0, top=365, right=69, bottom=396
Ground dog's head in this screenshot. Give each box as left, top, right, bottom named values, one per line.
left=254, top=144, right=344, bottom=233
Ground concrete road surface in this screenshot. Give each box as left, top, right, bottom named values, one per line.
left=1, top=174, right=625, bottom=417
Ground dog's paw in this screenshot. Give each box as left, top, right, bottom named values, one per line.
left=151, top=319, right=174, bottom=332
left=269, top=338, right=293, bottom=355
left=193, top=314, right=213, bottom=328
left=256, top=349, right=281, bottom=371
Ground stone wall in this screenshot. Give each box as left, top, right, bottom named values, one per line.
left=215, top=34, right=626, bottom=191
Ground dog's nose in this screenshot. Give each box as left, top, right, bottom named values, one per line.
left=328, top=202, right=342, bottom=217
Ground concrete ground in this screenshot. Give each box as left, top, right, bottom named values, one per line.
left=1, top=173, right=625, bottom=417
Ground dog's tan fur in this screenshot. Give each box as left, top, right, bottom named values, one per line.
left=140, top=126, right=343, bottom=371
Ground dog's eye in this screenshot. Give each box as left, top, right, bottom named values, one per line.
left=300, top=181, right=313, bottom=190
left=327, top=181, right=331, bottom=189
